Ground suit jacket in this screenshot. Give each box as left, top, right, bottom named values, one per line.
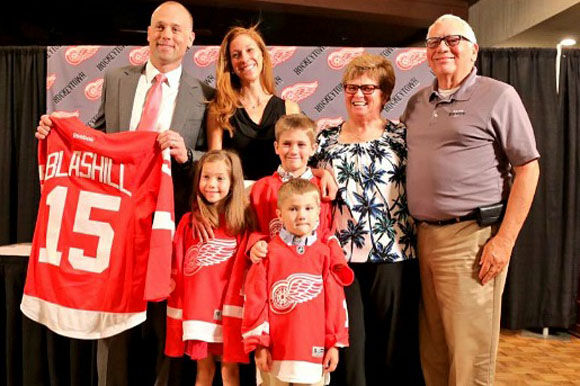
left=92, top=64, right=215, bottom=221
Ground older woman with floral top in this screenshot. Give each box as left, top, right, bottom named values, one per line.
left=310, top=53, right=423, bottom=386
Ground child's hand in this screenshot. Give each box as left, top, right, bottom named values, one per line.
left=249, top=241, right=268, bottom=263
left=191, top=213, right=214, bottom=242
left=323, top=347, right=339, bottom=374
left=255, top=346, right=272, bottom=372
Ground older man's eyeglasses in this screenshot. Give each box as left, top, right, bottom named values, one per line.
left=425, top=35, right=472, bottom=49
left=343, top=84, right=380, bottom=95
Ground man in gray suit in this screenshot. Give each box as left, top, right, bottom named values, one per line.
left=36, top=2, right=214, bottom=385
left=37, top=0, right=214, bottom=221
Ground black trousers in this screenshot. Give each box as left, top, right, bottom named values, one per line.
left=97, top=302, right=169, bottom=386
left=331, top=259, right=424, bottom=386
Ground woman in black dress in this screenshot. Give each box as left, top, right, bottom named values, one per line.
left=207, top=26, right=300, bottom=181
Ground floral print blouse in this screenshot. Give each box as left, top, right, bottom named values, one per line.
left=311, top=121, right=416, bottom=264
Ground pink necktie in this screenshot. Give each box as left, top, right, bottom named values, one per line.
left=136, top=73, right=167, bottom=131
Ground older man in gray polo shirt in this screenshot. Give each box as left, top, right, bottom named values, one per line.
left=401, top=14, right=540, bottom=386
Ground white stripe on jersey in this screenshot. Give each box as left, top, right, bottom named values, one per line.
left=241, top=321, right=270, bottom=339
left=222, top=305, right=243, bottom=318
left=167, top=306, right=183, bottom=320
left=153, top=211, right=175, bottom=235
left=183, top=320, right=223, bottom=342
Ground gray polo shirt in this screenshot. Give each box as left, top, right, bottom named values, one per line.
left=401, top=68, right=539, bottom=221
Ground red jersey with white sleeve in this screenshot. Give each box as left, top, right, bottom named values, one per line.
left=21, top=115, right=174, bottom=339
left=242, top=233, right=353, bottom=384
left=166, top=212, right=249, bottom=362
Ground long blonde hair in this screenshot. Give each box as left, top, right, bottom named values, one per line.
left=192, top=150, right=255, bottom=235
left=208, top=25, right=275, bottom=136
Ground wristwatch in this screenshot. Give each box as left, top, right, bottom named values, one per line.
left=185, top=147, right=193, bottom=165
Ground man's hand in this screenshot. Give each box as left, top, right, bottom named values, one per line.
left=255, top=346, right=272, bottom=372
left=35, top=115, right=54, bottom=140
left=249, top=240, right=268, bottom=264
left=479, top=160, right=539, bottom=285
left=157, top=130, right=188, bottom=163
left=191, top=213, right=215, bottom=243
left=323, top=347, right=339, bottom=374
left=478, top=234, right=514, bottom=285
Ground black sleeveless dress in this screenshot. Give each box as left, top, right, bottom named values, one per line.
left=223, top=96, right=286, bottom=181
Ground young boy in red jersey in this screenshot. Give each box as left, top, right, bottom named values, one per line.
left=242, top=179, right=353, bottom=385
left=248, top=114, right=336, bottom=262
left=221, top=114, right=348, bottom=380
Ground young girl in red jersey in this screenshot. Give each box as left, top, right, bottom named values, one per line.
left=165, top=150, right=254, bottom=386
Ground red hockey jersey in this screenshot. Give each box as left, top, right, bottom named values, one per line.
left=165, top=212, right=249, bottom=362
left=242, top=235, right=353, bottom=384
left=21, top=115, right=174, bottom=339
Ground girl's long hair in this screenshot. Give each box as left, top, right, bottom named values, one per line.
left=208, top=25, right=275, bottom=137
left=192, top=150, right=255, bottom=235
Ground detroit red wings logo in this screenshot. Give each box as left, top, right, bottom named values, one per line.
left=84, top=78, right=104, bottom=101
left=193, top=46, right=219, bottom=67
left=46, top=73, right=56, bottom=90
left=268, top=46, right=296, bottom=67
left=316, top=117, right=344, bottom=133
left=327, top=47, right=365, bottom=70
left=183, top=238, right=237, bottom=276
left=281, top=81, right=318, bottom=103
left=65, top=46, right=100, bottom=65
left=269, top=218, right=282, bottom=239
left=129, top=46, right=150, bottom=65
left=270, top=273, right=323, bottom=314
left=396, top=48, right=427, bottom=70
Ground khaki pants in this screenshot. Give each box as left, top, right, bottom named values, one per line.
left=258, top=370, right=325, bottom=386
left=417, top=221, right=507, bottom=386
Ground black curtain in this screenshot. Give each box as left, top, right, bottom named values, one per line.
left=1, top=255, right=98, bottom=386
left=477, top=48, right=580, bottom=329
left=0, top=47, right=44, bottom=245
left=560, top=49, right=580, bottom=330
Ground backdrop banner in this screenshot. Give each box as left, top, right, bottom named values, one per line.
left=46, top=45, right=433, bottom=128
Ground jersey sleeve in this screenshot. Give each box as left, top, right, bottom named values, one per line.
left=164, top=213, right=190, bottom=357
left=325, top=236, right=354, bottom=286
left=241, top=258, right=270, bottom=352
left=323, top=251, right=351, bottom=349
left=222, top=232, right=251, bottom=363
left=249, top=177, right=280, bottom=242
left=145, top=148, right=175, bottom=301
left=318, top=199, right=336, bottom=242
left=313, top=175, right=337, bottom=242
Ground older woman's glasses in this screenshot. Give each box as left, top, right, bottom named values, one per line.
left=343, top=84, right=380, bottom=95
left=425, top=35, right=472, bottom=49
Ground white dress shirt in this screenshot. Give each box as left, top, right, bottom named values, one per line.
left=129, top=60, right=181, bottom=132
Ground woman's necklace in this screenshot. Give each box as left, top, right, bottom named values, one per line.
left=242, top=95, right=268, bottom=110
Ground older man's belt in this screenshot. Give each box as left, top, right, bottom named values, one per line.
left=423, top=212, right=477, bottom=226
left=422, top=202, right=506, bottom=227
